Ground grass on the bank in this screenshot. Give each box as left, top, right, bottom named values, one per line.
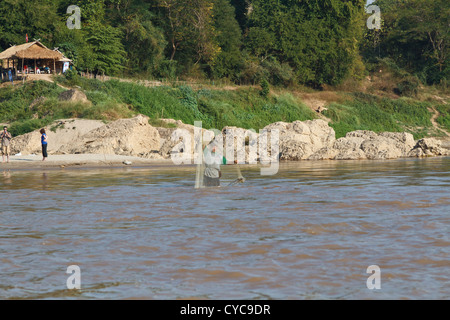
left=0, top=76, right=447, bottom=140
left=435, top=104, right=450, bottom=132
left=55, top=76, right=318, bottom=130
left=323, top=92, right=435, bottom=139
left=0, top=80, right=134, bottom=136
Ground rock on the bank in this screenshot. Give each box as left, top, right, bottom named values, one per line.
left=156, top=119, right=215, bottom=160
left=264, top=119, right=336, bottom=160
left=408, top=138, right=450, bottom=157
left=222, top=126, right=259, bottom=163
left=9, top=114, right=448, bottom=162
left=59, top=115, right=160, bottom=156
left=10, top=119, right=105, bottom=155
left=309, top=130, right=416, bottom=160
left=58, top=89, right=91, bottom=104
left=10, top=131, right=42, bottom=155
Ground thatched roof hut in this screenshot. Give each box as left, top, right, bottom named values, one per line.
left=0, top=41, right=63, bottom=60
left=0, top=41, right=72, bottom=76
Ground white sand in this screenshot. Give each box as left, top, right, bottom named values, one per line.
left=1, top=154, right=174, bottom=169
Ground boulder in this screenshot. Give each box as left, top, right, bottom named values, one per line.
left=310, top=136, right=367, bottom=160
left=264, top=119, right=336, bottom=160
left=408, top=138, right=450, bottom=157
left=309, top=130, right=416, bottom=160
left=10, top=131, right=41, bottom=155
left=59, top=115, right=161, bottom=157
left=156, top=119, right=215, bottom=160
left=334, top=137, right=367, bottom=160
left=10, top=119, right=105, bottom=155
left=9, top=114, right=448, bottom=162
left=359, top=132, right=415, bottom=160
left=58, top=89, right=90, bottom=104
left=360, top=136, right=404, bottom=160
left=169, top=119, right=336, bottom=163
left=222, top=126, right=259, bottom=163
left=280, top=140, right=315, bottom=161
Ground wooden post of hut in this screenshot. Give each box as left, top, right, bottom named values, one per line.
left=22, top=55, right=24, bottom=83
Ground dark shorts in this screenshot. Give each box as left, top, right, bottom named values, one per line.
left=203, top=175, right=220, bottom=187
left=42, top=144, right=48, bottom=158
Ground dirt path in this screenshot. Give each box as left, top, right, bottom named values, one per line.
left=429, top=107, right=450, bottom=137
left=26, top=74, right=70, bottom=89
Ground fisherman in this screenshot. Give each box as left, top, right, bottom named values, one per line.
left=202, top=137, right=243, bottom=188
left=203, top=139, right=227, bottom=187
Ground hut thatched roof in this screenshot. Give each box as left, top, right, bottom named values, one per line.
left=0, top=41, right=63, bottom=60
left=54, top=49, right=73, bottom=62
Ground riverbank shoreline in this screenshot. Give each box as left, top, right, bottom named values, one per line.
left=0, top=154, right=175, bottom=170
left=1, top=153, right=449, bottom=172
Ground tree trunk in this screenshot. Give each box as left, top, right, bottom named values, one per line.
left=170, top=41, right=177, bottom=61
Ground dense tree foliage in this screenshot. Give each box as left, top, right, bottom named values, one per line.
left=0, top=0, right=447, bottom=86
left=244, top=0, right=366, bottom=86
left=363, top=0, right=449, bottom=85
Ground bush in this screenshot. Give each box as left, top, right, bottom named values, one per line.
left=237, top=54, right=264, bottom=85
left=260, top=79, right=270, bottom=98
left=0, top=81, right=64, bottom=123
left=64, top=67, right=78, bottom=81
left=397, top=75, right=420, bottom=97
left=155, top=59, right=178, bottom=80
left=261, top=57, right=295, bottom=86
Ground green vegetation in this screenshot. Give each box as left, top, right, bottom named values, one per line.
left=56, top=76, right=317, bottom=130
left=0, top=0, right=447, bottom=88
left=436, top=105, right=450, bottom=132
left=1, top=0, right=449, bottom=156
left=0, top=81, right=62, bottom=136
left=0, top=0, right=448, bottom=140
left=1, top=75, right=447, bottom=142
left=323, top=93, right=435, bottom=139
left=0, top=78, right=318, bottom=135
left=363, top=0, right=449, bottom=86
left=0, top=80, right=133, bottom=136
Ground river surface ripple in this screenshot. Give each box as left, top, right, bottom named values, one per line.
left=0, top=158, right=449, bottom=299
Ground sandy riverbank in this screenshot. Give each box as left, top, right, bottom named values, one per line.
left=0, top=154, right=175, bottom=170
left=5, top=115, right=450, bottom=169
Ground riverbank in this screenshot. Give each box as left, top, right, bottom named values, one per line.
left=2, top=77, right=450, bottom=166
left=2, top=76, right=449, bottom=141
left=0, top=154, right=174, bottom=170
left=2, top=151, right=449, bottom=172
left=4, top=114, right=450, bottom=169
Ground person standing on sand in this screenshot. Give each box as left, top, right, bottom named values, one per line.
left=1, top=126, right=12, bottom=163
left=40, top=129, right=48, bottom=161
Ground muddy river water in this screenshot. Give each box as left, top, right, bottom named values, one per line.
left=0, top=157, right=449, bottom=299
